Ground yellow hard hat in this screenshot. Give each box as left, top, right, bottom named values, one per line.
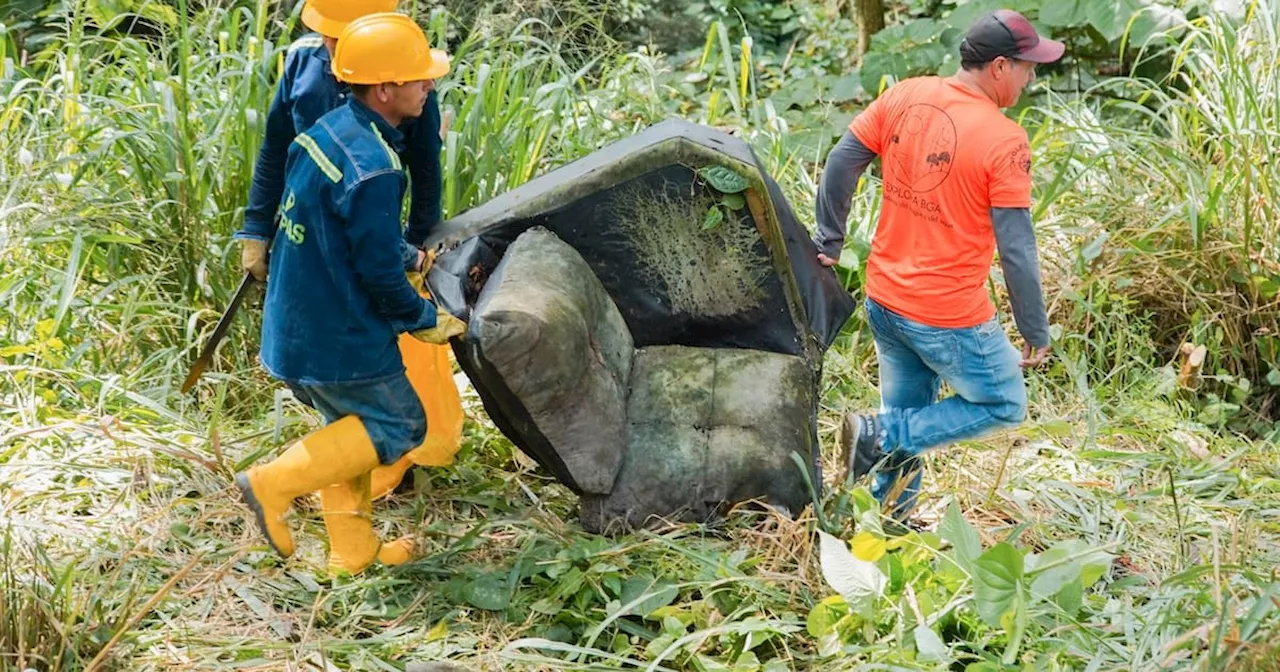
left=332, top=13, right=451, bottom=84
left=300, top=0, right=398, bottom=39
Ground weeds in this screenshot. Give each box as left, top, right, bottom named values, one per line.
left=1, top=0, right=1278, bottom=669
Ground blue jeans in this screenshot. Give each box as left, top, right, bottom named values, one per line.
left=287, top=373, right=427, bottom=466
left=865, top=298, right=1027, bottom=517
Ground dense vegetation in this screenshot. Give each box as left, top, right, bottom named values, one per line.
left=1, top=0, right=1276, bottom=669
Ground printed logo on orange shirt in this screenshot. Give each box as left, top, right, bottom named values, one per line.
left=886, top=104, right=957, bottom=194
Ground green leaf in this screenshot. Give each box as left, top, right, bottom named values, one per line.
left=1266, top=369, right=1280, bottom=387
left=1040, top=0, right=1090, bottom=28
left=1080, top=553, right=1113, bottom=589
left=817, top=530, right=886, bottom=618
left=529, top=598, right=563, bottom=615
left=806, top=596, right=847, bottom=637
left=860, top=51, right=908, bottom=96
left=0, top=345, right=34, bottom=358
left=465, top=574, right=511, bottom=611
left=913, top=624, right=950, bottom=662
left=825, top=74, right=861, bottom=103
left=882, top=551, right=905, bottom=594
left=1081, top=231, right=1109, bottom=263
left=1000, top=590, right=1028, bottom=665
left=703, top=205, right=725, bottom=231
left=1053, top=575, right=1084, bottom=618
left=721, top=193, right=745, bottom=211
left=1127, top=4, right=1187, bottom=45
left=91, top=233, right=143, bottom=245
left=945, top=0, right=1040, bottom=29
left=974, top=543, right=1023, bottom=627
left=700, top=165, right=749, bottom=193
left=619, top=575, right=678, bottom=617
left=939, top=502, right=983, bottom=572
left=1027, top=540, right=1102, bottom=601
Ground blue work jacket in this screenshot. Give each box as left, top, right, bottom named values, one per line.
left=259, top=97, right=438, bottom=384
left=238, top=33, right=443, bottom=247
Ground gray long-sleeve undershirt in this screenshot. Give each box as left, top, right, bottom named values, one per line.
left=814, top=130, right=1050, bottom=348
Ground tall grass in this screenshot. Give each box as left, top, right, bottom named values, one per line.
left=1, top=0, right=280, bottom=420
left=0, top=529, right=104, bottom=670
left=0, top=0, right=824, bottom=421
left=0, top=1, right=1278, bottom=668
left=1028, top=3, right=1280, bottom=424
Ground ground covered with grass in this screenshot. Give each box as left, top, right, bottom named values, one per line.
left=2, top=352, right=1278, bottom=670
left=3, top=0, right=1279, bottom=670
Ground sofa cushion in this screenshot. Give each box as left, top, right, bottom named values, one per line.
left=579, top=345, right=815, bottom=532
left=464, top=227, right=633, bottom=494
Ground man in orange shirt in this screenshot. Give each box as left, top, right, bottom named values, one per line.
left=816, top=10, right=1060, bottom=520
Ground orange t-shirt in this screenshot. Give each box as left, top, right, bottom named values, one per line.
left=849, top=76, right=1033, bottom=329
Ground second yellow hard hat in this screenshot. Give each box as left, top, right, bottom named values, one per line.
left=301, top=0, right=398, bottom=39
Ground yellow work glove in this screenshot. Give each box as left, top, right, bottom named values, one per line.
left=241, top=238, right=268, bottom=281
left=411, top=309, right=467, bottom=345
left=406, top=247, right=439, bottom=297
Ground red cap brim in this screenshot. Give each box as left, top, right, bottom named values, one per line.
left=1018, top=37, right=1065, bottom=63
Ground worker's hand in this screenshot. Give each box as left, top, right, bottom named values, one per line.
left=1021, top=343, right=1051, bottom=369
left=241, top=239, right=268, bottom=281
left=817, top=253, right=838, bottom=268
left=411, top=309, right=466, bottom=344
left=406, top=249, right=439, bottom=297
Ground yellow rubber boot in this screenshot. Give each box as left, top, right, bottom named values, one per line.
left=321, top=472, right=416, bottom=575
left=369, top=335, right=466, bottom=500
left=234, top=415, right=381, bottom=558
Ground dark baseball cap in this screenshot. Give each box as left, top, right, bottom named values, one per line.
left=959, top=9, right=1065, bottom=64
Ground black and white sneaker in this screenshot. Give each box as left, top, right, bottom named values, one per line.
left=839, top=412, right=884, bottom=482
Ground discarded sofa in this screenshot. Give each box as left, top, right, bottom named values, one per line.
left=424, top=118, right=856, bottom=533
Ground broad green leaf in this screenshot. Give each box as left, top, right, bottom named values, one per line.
left=974, top=542, right=1024, bottom=627
left=1126, top=4, right=1187, bottom=46
left=465, top=574, right=511, bottom=611
left=860, top=51, right=908, bottom=96
left=1053, top=575, right=1084, bottom=618
left=1040, top=0, right=1090, bottom=28
left=733, top=651, right=762, bottom=671
left=721, top=193, right=745, bottom=211
left=817, top=530, right=887, bottom=617
left=945, top=0, right=1041, bottom=29
left=619, top=575, right=679, bottom=617
left=700, top=165, right=749, bottom=193
left=1027, top=540, right=1107, bottom=600
left=825, top=74, right=861, bottom=103
left=805, top=595, right=848, bottom=637
left=940, top=502, right=983, bottom=572
left=914, top=623, right=950, bottom=663
left=1080, top=552, right=1114, bottom=589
